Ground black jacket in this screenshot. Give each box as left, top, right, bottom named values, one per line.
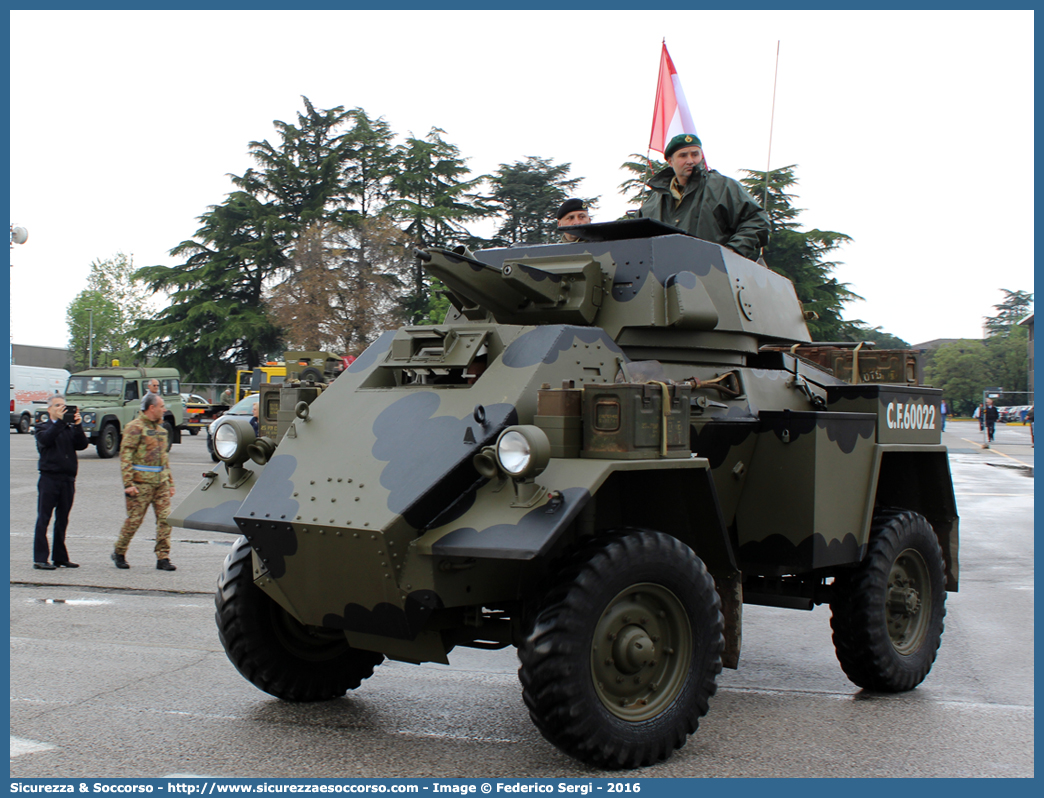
left=36, top=418, right=89, bottom=477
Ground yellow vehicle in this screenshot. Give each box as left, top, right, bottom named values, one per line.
left=233, top=351, right=347, bottom=400
left=234, top=364, right=287, bottom=402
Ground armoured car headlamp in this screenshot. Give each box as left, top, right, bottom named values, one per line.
left=495, top=425, right=551, bottom=479
left=212, top=416, right=256, bottom=466
left=81, top=412, right=96, bottom=426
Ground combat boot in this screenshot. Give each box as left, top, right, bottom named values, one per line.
left=111, top=552, right=129, bottom=569
left=156, top=559, right=177, bottom=571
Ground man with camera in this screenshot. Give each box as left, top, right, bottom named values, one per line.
left=33, top=395, right=88, bottom=569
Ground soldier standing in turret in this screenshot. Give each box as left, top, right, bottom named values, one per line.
left=112, top=393, right=177, bottom=571
left=639, top=132, right=770, bottom=261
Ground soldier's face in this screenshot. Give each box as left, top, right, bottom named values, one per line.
left=146, top=399, right=165, bottom=422
left=558, top=209, right=591, bottom=227
left=668, top=146, right=703, bottom=181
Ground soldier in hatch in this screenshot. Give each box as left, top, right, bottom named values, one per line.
left=555, top=198, right=591, bottom=243
left=639, top=132, right=770, bottom=261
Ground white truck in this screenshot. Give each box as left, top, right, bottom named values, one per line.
left=10, top=365, right=70, bottom=433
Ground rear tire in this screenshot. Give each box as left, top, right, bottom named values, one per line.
left=518, top=530, right=723, bottom=769
left=18, top=414, right=31, bottom=434
left=830, top=509, right=946, bottom=692
left=215, top=536, right=383, bottom=701
left=96, top=422, right=119, bottom=458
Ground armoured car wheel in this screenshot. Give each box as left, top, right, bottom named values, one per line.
left=97, top=422, right=119, bottom=458
left=162, top=420, right=176, bottom=451
left=18, top=414, right=30, bottom=434
left=215, top=536, right=383, bottom=701
left=518, top=530, right=723, bottom=769
left=207, top=430, right=219, bottom=462
left=830, top=509, right=946, bottom=692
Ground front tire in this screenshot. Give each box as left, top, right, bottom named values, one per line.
left=518, top=530, right=723, bottom=769
left=215, top=536, right=383, bottom=701
left=18, top=414, right=30, bottom=434
left=830, top=509, right=946, bottom=692
left=96, top=422, right=119, bottom=458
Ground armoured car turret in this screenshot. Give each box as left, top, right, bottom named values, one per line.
left=172, top=220, right=958, bottom=769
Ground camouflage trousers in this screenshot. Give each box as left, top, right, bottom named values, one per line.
left=115, top=482, right=172, bottom=559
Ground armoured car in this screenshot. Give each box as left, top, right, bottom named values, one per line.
left=171, top=219, right=957, bottom=769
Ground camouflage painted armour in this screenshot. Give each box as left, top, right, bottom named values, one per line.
left=116, top=413, right=174, bottom=558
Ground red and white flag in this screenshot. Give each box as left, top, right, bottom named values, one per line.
left=648, top=41, right=698, bottom=155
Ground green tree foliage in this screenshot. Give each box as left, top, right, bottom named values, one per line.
left=738, top=166, right=863, bottom=341
left=923, top=340, right=993, bottom=416
left=487, top=156, right=585, bottom=246
left=66, top=253, right=151, bottom=370
left=984, top=289, right=1033, bottom=337
left=618, top=153, right=666, bottom=207
left=131, top=98, right=598, bottom=374
left=924, top=289, right=1032, bottom=413
left=388, top=127, right=491, bottom=322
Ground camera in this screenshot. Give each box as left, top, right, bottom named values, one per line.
left=63, top=405, right=78, bottom=424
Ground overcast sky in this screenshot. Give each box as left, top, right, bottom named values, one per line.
left=8, top=9, right=1034, bottom=353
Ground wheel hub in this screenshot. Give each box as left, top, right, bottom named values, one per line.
left=590, top=583, right=692, bottom=722
left=613, top=625, right=655, bottom=674
left=887, top=548, right=931, bottom=655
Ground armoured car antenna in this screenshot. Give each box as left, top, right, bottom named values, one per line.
left=762, top=41, right=781, bottom=213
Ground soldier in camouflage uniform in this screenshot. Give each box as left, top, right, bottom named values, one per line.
left=112, top=394, right=177, bottom=571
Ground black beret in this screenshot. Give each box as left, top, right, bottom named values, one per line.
left=665, top=132, right=703, bottom=158
left=555, top=198, right=586, bottom=220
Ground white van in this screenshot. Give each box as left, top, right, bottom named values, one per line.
left=10, top=365, right=71, bottom=433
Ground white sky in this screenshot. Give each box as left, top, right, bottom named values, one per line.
left=8, top=9, right=1034, bottom=351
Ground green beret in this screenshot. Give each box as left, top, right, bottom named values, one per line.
left=665, top=132, right=702, bottom=158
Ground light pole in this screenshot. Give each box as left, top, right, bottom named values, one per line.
left=88, top=308, right=94, bottom=369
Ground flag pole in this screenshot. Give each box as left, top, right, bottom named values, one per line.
left=762, top=40, right=780, bottom=212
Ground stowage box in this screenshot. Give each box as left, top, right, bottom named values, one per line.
left=581, top=383, right=691, bottom=459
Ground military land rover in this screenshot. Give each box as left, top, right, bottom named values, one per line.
left=171, top=219, right=958, bottom=769
left=57, top=365, right=184, bottom=458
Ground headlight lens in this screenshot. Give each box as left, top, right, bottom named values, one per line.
left=82, top=412, right=96, bottom=426
left=212, top=417, right=256, bottom=465
left=495, top=425, right=551, bottom=479
left=497, top=430, right=532, bottom=476
left=214, top=423, right=241, bottom=461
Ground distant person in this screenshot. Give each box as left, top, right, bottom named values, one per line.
left=140, top=378, right=160, bottom=411
left=556, top=198, right=591, bottom=243
left=251, top=401, right=260, bottom=436
left=974, top=402, right=984, bottom=430
left=1027, top=406, right=1034, bottom=448
left=638, top=132, right=769, bottom=260
left=220, top=387, right=234, bottom=405
left=940, top=398, right=948, bottom=431
left=33, top=395, right=88, bottom=570
left=984, top=398, right=999, bottom=443
left=113, top=394, right=176, bottom=571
